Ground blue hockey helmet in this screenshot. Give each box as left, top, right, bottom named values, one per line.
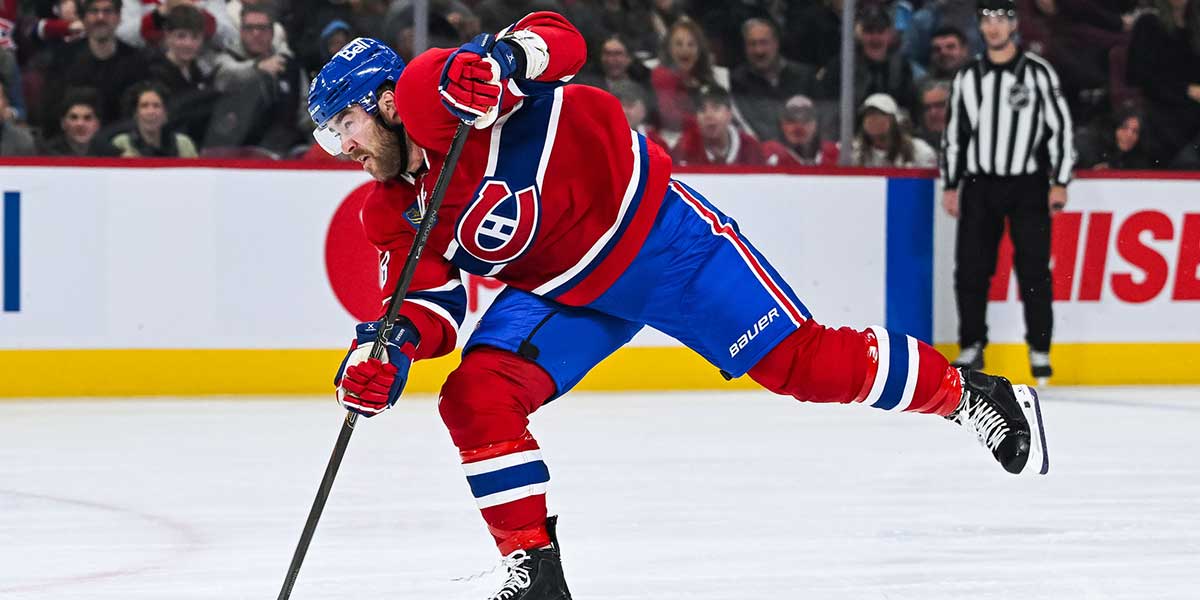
left=308, top=37, right=406, bottom=155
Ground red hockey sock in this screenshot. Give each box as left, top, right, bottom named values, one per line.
left=439, top=347, right=558, bottom=555
left=748, top=320, right=962, bottom=416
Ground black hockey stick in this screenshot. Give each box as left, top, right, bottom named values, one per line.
left=277, top=121, right=471, bottom=600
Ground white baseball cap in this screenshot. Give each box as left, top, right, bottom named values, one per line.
left=860, top=93, right=899, bottom=116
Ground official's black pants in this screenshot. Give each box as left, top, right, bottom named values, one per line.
left=954, top=174, right=1053, bottom=352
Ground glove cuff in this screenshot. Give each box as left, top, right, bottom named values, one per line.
left=500, top=29, right=550, bottom=80
left=388, top=315, right=422, bottom=352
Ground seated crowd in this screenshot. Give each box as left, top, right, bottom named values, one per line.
left=0, top=0, right=1196, bottom=170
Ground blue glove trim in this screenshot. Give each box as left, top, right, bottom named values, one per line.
left=439, top=34, right=517, bottom=125
left=334, top=318, right=421, bottom=409
left=458, top=33, right=517, bottom=80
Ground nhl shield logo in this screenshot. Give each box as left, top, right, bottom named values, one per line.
left=455, top=178, right=541, bottom=264
left=1007, top=82, right=1031, bottom=110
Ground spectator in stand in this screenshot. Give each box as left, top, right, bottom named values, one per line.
left=782, top=0, right=843, bottom=70
left=818, top=2, right=920, bottom=119
left=648, top=0, right=687, bottom=47
left=225, top=0, right=290, bottom=56
left=43, top=89, right=121, bottom=156
left=42, top=0, right=150, bottom=132
left=317, top=18, right=352, bottom=63
left=609, top=79, right=669, bottom=152
left=915, top=79, right=950, bottom=149
left=0, top=12, right=7, bottom=46
left=1127, top=0, right=1200, bottom=168
left=0, top=47, right=24, bottom=121
left=347, top=0, right=390, bottom=40
left=119, top=0, right=237, bottom=51
left=563, top=0, right=659, bottom=60
left=0, top=0, right=15, bottom=51
left=651, top=16, right=727, bottom=135
left=385, top=2, right=467, bottom=62
left=850, top=93, right=937, bottom=167
left=904, top=0, right=985, bottom=67
left=148, top=4, right=208, bottom=91
left=207, top=3, right=303, bottom=154
left=1029, top=0, right=1138, bottom=123
left=28, top=0, right=86, bottom=48
left=762, top=95, right=839, bottom=167
left=475, top=0, right=561, bottom=35
left=672, top=85, right=765, bottom=166
left=688, top=0, right=774, bottom=66
left=110, top=81, right=198, bottom=156
left=577, top=33, right=654, bottom=95
left=923, top=26, right=971, bottom=84
left=148, top=3, right=219, bottom=144
left=285, top=0, right=356, bottom=76
left=1015, top=0, right=1053, bottom=56
left=0, top=80, right=36, bottom=155
left=731, top=17, right=818, bottom=142
left=15, top=0, right=82, bottom=127
left=1079, top=106, right=1152, bottom=169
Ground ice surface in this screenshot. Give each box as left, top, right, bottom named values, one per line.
left=2, top=387, right=1198, bottom=599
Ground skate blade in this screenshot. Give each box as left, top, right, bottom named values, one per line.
left=1014, top=385, right=1049, bottom=475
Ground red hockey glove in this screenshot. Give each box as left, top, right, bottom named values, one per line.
left=334, top=319, right=420, bottom=417
left=439, top=33, right=519, bottom=129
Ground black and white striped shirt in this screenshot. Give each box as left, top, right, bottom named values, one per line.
left=941, top=50, right=1075, bottom=188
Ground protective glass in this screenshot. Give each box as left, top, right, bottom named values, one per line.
left=313, top=108, right=369, bottom=156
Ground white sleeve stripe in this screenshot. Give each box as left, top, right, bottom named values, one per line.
left=484, top=98, right=522, bottom=179
left=443, top=239, right=461, bottom=262
left=534, top=87, right=564, bottom=189
left=861, top=327, right=891, bottom=407
left=406, top=297, right=463, bottom=329
left=531, top=128, right=641, bottom=296
left=894, top=336, right=921, bottom=413
left=414, top=280, right=463, bottom=294
left=475, top=483, right=547, bottom=509
left=462, top=449, right=545, bottom=476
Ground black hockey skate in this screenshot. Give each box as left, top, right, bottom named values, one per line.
left=488, top=516, right=572, bottom=600
left=948, top=369, right=1049, bottom=475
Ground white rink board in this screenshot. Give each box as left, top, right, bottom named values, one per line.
left=0, top=167, right=886, bottom=350
left=933, top=177, right=1200, bottom=344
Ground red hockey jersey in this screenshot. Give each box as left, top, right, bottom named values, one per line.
left=362, top=12, right=673, bottom=360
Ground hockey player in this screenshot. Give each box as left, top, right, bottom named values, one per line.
left=309, top=13, right=1049, bottom=600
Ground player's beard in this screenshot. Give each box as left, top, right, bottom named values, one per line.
left=353, top=118, right=407, bottom=181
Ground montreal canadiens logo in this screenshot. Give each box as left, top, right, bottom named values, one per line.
left=455, top=178, right=541, bottom=264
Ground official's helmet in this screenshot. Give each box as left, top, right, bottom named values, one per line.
left=307, top=37, right=405, bottom=155
left=977, top=0, right=1017, bottom=18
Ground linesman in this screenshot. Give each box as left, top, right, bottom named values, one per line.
left=941, top=0, right=1075, bottom=383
